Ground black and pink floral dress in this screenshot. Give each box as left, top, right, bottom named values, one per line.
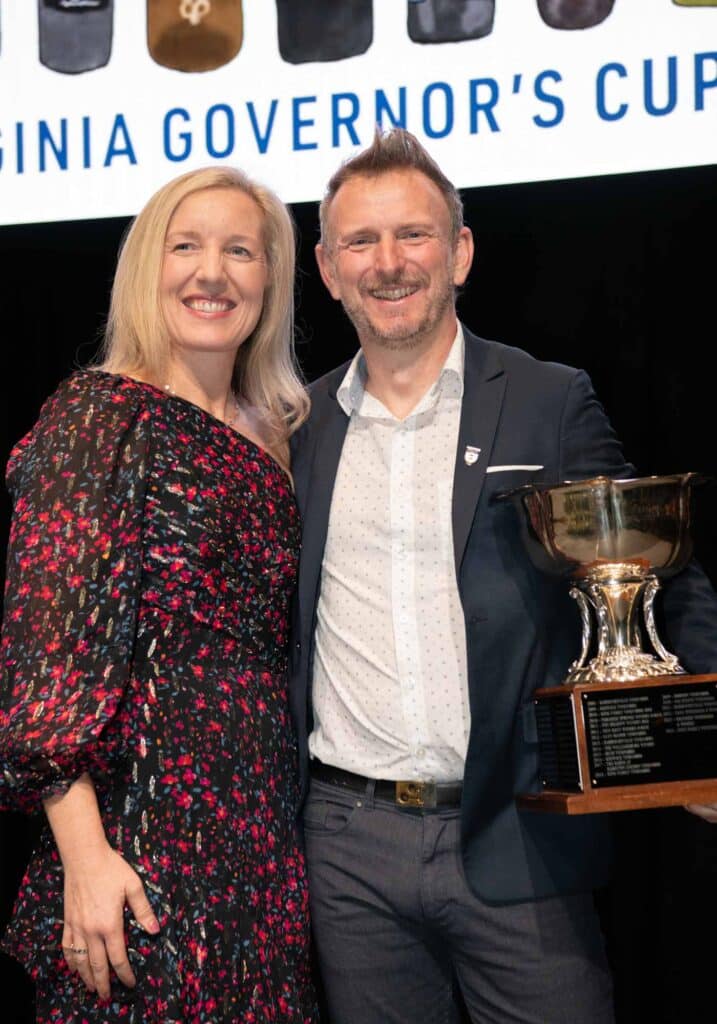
left=0, top=371, right=317, bottom=1023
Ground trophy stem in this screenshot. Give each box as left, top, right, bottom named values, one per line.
left=566, top=570, right=686, bottom=683
left=589, top=577, right=644, bottom=653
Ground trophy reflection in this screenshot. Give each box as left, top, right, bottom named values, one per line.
left=501, top=474, right=717, bottom=813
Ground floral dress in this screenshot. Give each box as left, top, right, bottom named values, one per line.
left=0, top=371, right=317, bottom=1023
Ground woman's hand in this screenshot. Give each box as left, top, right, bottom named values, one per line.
left=44, top=773, right=160, bottom=1001
left=61, top=844, right=160, bottom=999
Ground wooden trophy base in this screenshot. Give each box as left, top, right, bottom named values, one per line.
left=517, top=674, right=717, bottom=814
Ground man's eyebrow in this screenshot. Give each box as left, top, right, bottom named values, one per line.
left=396, top=222, right=437, bottom=232
left=337, top=221, right=437, bottom=240
left=337, top=226, right=375, bottom=238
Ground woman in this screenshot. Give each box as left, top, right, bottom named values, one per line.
left=0, top=167, right=316, bottom=1022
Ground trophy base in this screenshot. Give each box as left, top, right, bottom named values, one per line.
left=565, top=649, right=685, bottom=685
left=517, top=674, right=717, bottom=814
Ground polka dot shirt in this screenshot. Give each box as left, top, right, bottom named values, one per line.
left=309, top=327, right=471, bottom=783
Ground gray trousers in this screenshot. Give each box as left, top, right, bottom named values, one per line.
left=303, top=778, right=615, bottom=1024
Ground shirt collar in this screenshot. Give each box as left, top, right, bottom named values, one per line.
left=337, top=323, right=465, bottom=418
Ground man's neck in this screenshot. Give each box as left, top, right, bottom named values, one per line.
left=359, top=320, right=458, bottom=421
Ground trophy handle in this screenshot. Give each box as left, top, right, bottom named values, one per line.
left=586, top=581, right=611, bottom=656
left=569, top=586, right=593, bottom=671
left=642, top=578, right=685, bottom=672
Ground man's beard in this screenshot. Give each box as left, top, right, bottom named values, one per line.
left=341, top=271, right=455, bottom=351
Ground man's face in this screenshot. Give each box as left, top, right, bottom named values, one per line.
left=316, top=169, right=473, bottom=351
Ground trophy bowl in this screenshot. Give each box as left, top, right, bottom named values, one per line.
left=499, top=473, right=705, bottom=683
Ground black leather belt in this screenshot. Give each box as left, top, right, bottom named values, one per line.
left=310, top=760, right=462, bottom=809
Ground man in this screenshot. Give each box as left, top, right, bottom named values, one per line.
left=289, top=129, right=717, bottom=1023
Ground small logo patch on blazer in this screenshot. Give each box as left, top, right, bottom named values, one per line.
left=464, top=445, right=481, bottom=466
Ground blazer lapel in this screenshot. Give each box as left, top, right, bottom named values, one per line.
left=298, top=392, right=350, bottom=630
left=452, top=331, right=507, bottom=575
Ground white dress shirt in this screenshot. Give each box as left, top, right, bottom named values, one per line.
left=309, top=326, right=471, bottom=782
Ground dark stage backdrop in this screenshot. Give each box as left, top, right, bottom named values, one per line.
left=1, top=165, right=716, bottom=1023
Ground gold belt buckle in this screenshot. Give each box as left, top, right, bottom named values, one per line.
left=395, top=781, right=437, bottom=809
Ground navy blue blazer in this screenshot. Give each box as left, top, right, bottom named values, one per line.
left=289, top=329, right=717, bottom=903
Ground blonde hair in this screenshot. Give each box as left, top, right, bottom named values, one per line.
left=101, top=166, right=308, bottom=448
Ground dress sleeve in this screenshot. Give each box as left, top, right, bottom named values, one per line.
left=0, top=375, right=152, bottom=813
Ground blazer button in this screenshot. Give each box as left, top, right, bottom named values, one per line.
left=295, top=641, right=302, bottom=652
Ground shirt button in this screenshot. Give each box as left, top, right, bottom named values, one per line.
left=416, top=747, right=426, bottom=758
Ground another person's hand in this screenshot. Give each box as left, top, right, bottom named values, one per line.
left=61, top=844, right=160, bottom=1000
left=684, top=803, right=717, bottom=824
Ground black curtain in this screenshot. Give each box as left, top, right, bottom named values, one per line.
left=1, top=163, right=716, bottom=1022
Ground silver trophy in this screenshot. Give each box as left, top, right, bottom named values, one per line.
left=499, top=473, right=717, bottom=813
left=503, top=473, right=703, bottom=684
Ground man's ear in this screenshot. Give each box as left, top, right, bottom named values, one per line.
left=315, top=242, right=342, bottom=300
left=452, top=227, right=475, bottom=287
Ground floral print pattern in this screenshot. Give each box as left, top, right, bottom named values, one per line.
left=0, top=371, right=316, bottom=1023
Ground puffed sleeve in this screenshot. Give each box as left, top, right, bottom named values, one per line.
left=0, top=373, right=152, bottom=813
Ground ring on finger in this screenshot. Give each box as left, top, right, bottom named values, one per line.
left=63, top=945, right=89, bottom=955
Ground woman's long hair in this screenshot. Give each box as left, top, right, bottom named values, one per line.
left=101, top=166, right=308, bottom=449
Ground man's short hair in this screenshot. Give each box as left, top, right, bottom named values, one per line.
left=319, top=127, right=464, bottom=247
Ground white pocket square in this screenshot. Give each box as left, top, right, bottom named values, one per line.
left=485, top=465, right=544, bottom=473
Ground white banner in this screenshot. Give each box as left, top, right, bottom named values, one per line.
left=1, top=1, right=716, bottom=225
